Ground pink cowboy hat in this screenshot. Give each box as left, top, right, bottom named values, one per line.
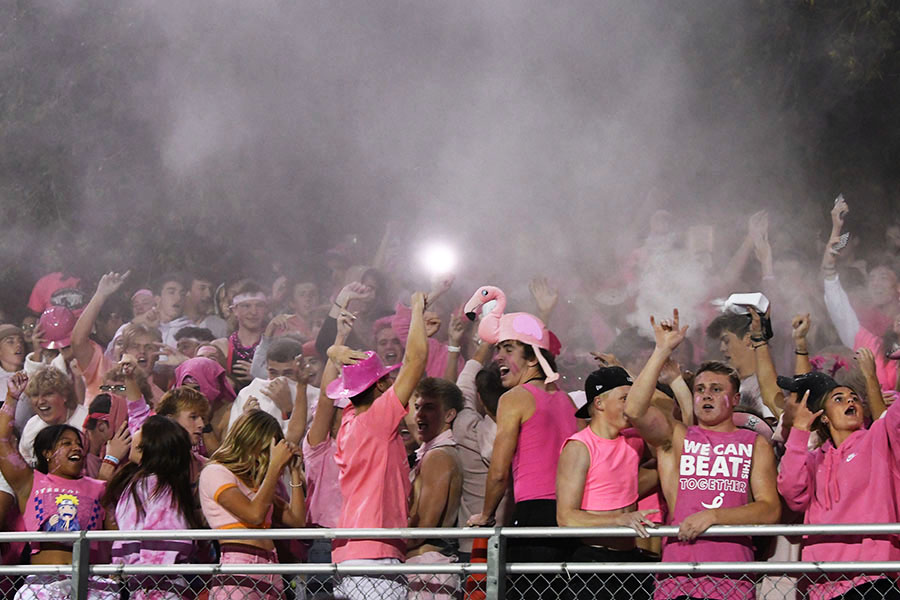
left=326, top=351, right=400, bottom=401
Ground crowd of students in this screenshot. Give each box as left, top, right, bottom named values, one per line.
left=0, top=196, right=897, bottom=600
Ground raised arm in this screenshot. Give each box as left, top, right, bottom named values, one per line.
left=443, top=313, right=467, bottom=382
left=214, top=440, right=297, bottom=526
left=392, top=292, right=428, bottom=408
left=855, top=348, right=887, bottom=420
left=308, top=312, right=366, bottom=446
left=660, top=358, right=693, bottom=426
left=821, top=197, right=861, bottom=347
left=749, top=309, right=784, bottom=419
left=624, top=309, right=688, bottom=450
left=72, top=271, right=130, bottom=371
left=529, top=277, right=559, bottom=325
left=791, top=314, right=812, bottom=375
left=282, top=369, right=309, bottom=445
left=0, top=373, right=34, bottom=507
left=776, top=391, right=819, bottom=512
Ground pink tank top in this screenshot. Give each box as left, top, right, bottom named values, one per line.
left=565, top=427, right=643, bottom=511
left=511, top=384, right=577, bottom=502
left=656, top=426, right=758, bottom=600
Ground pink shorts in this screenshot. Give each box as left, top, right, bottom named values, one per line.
left=209, top=545, right=283, bottom=600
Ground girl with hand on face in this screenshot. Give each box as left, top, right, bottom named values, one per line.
left=199, top=410, right=305, bottom=600
left=102, top=415, right=202, bottom=600
left=0, top=372, right=117, bottom=600
left=777, top=373, right=900, bottom=600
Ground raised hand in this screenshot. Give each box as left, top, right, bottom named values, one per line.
left=270, top=439, right=300, bottom=471
left=831, top=194, right=849, bottom=230
left=424, top=312, right=442, bottom=338
left=854, top=348, right=877, bottom=380
left=529, top=276, right=559, bottom=316
left=411, top=291, right=427, bottom=315
left=650, top=309, right=689, bottom=353
left=335, top=309, right=356, bottom=340
left=590, top=352, right=623, bottom=369
left=337, top=282, right=374, bottom=307
left=791, top=390, right=822, bottom=432
left=264, top=314, right=293, bottom=338
left=327, top=344, right=369, bottom=366
left=659, top=358, right=682, bottom=386
left=6, top=371, right=28, bottom=400
left=791, top=314, right=810, bottom=342
left=447, top=313, right=468, bottom=347
left=748, top=210, right=768, bottom=242
left=106, top=422, right=132, bottom=461
left=96, top=270, right=131, bottom=299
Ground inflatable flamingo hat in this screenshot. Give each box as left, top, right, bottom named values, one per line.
left=463, top=285, right=561, bottom=384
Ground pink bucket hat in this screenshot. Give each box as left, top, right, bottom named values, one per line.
left=326, top=351, right=400, bottom=402
left=463, top=285, right=561, bottom=383
left=39, top=306, right=76, bottom=350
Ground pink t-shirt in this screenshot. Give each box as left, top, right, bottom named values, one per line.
left=512, top=384, right=577, bottom=502
left=656, top=427, right=758, bottom=600
left=332, top=385, right=410, bottom=562
left=302, top=435, right=342, bottom=529
left=25, top=472, right=106, bottom=534
left=563, top=427, right=643, bottom=511
left=28, top=273, right=80, bottom=314
left=113, top=475, right=196, bottom=565
left=82, top=340, right=113, bottom=402
left=198, top=463, right=273, bottom=530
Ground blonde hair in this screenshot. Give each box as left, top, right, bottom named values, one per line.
left=120, top=323, right=162, bottom=349
left=25, top=367, right=77, bottom=409
left=209, top=410, right=283, bottom=488
left=156, top=387, right=210, bottom=419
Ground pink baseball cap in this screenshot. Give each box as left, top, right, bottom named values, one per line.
left=326, top=351, right=400, bottom=401
left=39, top=306, right=76, bottom=350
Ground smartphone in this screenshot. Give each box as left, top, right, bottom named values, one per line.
left=829, top=232, right=850, bottom=255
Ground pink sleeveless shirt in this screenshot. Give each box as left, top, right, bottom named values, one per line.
left=511, top=384, right=577, bottom=502
left=656, top=426, right=758, bottom=600
left=564, top=428, right=644, bottom=511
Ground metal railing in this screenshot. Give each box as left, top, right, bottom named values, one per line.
left=0, top=523, right=896, bottom=599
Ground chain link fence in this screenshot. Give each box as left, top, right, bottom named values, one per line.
left=0, top=525, right=895, bottom=600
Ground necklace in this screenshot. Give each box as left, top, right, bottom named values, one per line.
left=229, top=331, right=259, bottom=363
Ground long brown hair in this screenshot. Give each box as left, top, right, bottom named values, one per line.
left=209, top=410, right=283, bottom=488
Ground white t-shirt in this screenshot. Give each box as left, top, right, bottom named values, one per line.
left=19, top=404, right=89, bottom=468
left=740, top=374, right=775, bottom=420
left=227, top=377, right=320, bottom=435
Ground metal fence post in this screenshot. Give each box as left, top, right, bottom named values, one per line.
left=486, top=531, right=506, bottom=600
left=71, top=531, right=90, bottom=600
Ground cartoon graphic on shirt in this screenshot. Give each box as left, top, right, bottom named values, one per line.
left=45, top=494, right=80, bottom=531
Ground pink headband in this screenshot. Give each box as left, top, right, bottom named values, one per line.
left=231, top=292, right=267, bottom=307
left=131, top=289, right=153, bottom=301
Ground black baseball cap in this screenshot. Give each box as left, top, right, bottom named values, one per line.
left=579, top=367, right=634, bottom=419
left=776, top=371, right=839, bottom=412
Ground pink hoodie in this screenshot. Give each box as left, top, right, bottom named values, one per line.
left=777, top=401, right=900, bottom=600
